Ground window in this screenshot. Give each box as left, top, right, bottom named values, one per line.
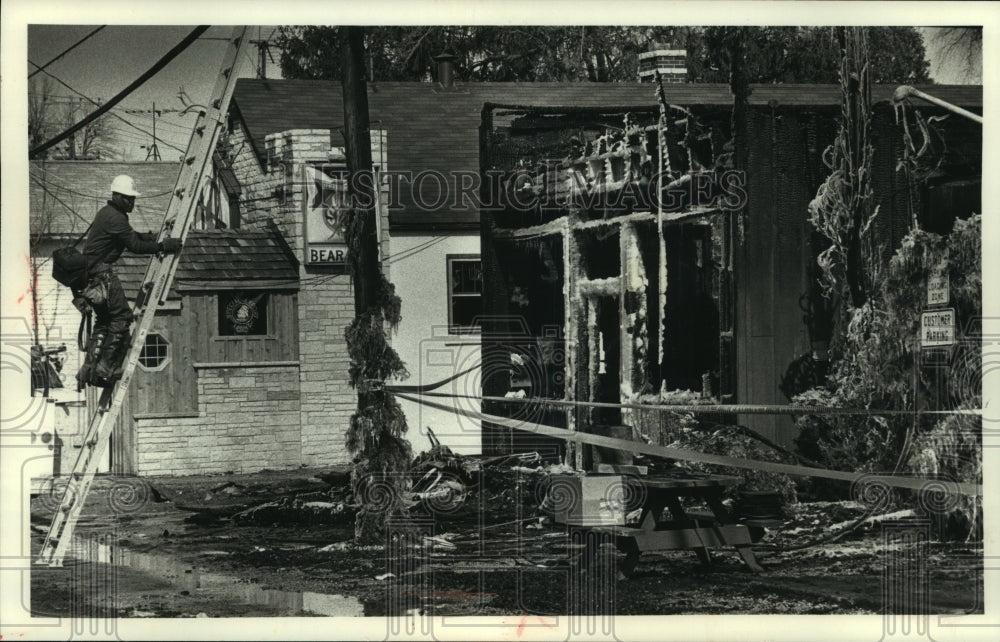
left=138, top=333, right=170, bottom=370
left=447, top=255, right=482, bottom=334
left=218, top=291, right=269, bottom=336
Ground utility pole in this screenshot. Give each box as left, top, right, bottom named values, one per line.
left=250, top=34, right=272, bottom=79
left=145, top=101, right=162, bottom=161
left=341, top=26, right=380, bottom=314
left=340, top=25, right=411, bottom=543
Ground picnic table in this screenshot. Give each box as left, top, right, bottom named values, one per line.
left=573, top=473, right=766, bottom=576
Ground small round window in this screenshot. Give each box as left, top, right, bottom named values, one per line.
left=138, top=332, right=170, bottom=370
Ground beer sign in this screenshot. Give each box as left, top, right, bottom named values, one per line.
left=303, top=164, right=350, bottom=266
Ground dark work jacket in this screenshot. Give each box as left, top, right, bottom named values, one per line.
left=83, top=201, right=160, bottom=266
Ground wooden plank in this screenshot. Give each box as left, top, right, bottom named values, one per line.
left=190, top=296, right=206, bottom=363
left=492, top=216, right=567, bottom=240
left=289, top=293, right=300, bottom=360
left=174, top=309, right=197, bottom=414
left=225, top=339, right=243, bottom=363
left=193, top=360, right=300, bottom=368
left=744, top=336, right=778, bottom=443
left=631, top=525, right=753, bottom=551
left=176, top=279, right=300, bottom=291
left=619, top=225, right=632, bottom=416
left=210, top=297, right=225, bottom=362
left=191, top=296, right=208, bottom=361
left=577, top=276, right=621, bottom=297
left=636, top=475, right=742, bottom=490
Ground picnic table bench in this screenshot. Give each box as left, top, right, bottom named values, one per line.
left=571, top=473, right=767, bottom=576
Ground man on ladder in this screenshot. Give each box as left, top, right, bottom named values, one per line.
left=74, top=175, right=182, bottom=389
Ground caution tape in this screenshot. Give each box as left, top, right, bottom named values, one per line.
left=387, top=388, right=981, bottom=417
left=384, top=365, right=480, bottom=393
left=391, top=391, right=981, bottom=497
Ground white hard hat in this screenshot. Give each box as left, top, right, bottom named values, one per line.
left=110, top=175, right=140, bottom=197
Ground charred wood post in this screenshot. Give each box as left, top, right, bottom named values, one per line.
left=725, top=28, right=749, bottom=407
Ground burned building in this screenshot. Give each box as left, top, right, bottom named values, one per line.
left=478, top=84, right=982, bottom=461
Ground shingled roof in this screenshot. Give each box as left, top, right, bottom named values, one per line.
left=230, top=80, right=983, bottom=231
left=113, top=228, right=300, bottom=301
left=30, top=161, right=179, bottom=238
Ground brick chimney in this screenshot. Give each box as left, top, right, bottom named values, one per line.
left=434, top=52, right=457, bottom=89
left=638, top=45, right=687, bottom=84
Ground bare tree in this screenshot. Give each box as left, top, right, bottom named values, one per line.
left=933, top=27, right=982, bottom=81
left=28, top=77, right=56, bottom=158
left=58, top=98, right=116, bottom=160
left=28, top=77, right=117, bottom=160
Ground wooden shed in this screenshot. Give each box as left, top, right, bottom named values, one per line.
left=105, top=227, right=301, bottom=473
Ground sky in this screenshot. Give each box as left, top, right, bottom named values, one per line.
left=25, top=23, right=983, bottom=162
left=27, top=25, right=280, bottom=161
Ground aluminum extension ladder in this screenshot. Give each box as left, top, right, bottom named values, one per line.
left=36, top=26, right=250, bottom=567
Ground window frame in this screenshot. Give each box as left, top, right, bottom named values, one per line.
left=446, top=254, right=483, bottom=335
left=137, top=331, right=171, bottom=372
left=216, top=290, right=274, bottom=339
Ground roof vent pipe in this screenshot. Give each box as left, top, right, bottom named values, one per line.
left=434, top=52, right=457, bottom=89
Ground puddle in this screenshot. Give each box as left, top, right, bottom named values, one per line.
left=66, top=536, right=365, bottom=616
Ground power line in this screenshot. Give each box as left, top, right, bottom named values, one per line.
left=29, top=67, right=187, bottom=155
left=29, top=26, right=106, bottom=79
left=121, top=107, right=185, bottom=114
left=384, top=236, right=448, bottom=265
left=29, top=25, right=210, bottom=158
left=30, top=175, right=94, bottom=229
left=29, top=169, right=175, bottom=200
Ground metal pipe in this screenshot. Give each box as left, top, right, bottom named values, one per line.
left=893, top=85, right=983, bottom=124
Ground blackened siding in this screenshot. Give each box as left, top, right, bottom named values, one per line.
left=737, top=108, right=829, bottom=444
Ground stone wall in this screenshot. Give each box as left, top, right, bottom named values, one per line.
left=135, top=364, right=301, bottom=475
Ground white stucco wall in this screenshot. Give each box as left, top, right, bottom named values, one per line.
left=390, top=232, right=482, bottom=456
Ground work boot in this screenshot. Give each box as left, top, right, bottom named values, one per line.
left=93, top=330, right=129, bottom=386
left=77, top=332, right=106, bottom=390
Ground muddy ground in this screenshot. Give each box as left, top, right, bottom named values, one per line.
left=29, top=467, right=983, bottom=618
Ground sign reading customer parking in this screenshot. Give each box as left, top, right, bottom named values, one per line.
left=921, top=308, right=955, bottom=347
left=303, top=163, right=349, bottom=266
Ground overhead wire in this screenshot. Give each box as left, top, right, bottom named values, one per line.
left=384, top=236, right=448, bottom=265
left=30, top=174, right=95, bottom=232
left=30, top=67, right=188, bottom=155
left=29, top=168, right=175, bottom=200
left=29, top=26, right=106, bottom=79
left=30, top=25, right=210, bottom=158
